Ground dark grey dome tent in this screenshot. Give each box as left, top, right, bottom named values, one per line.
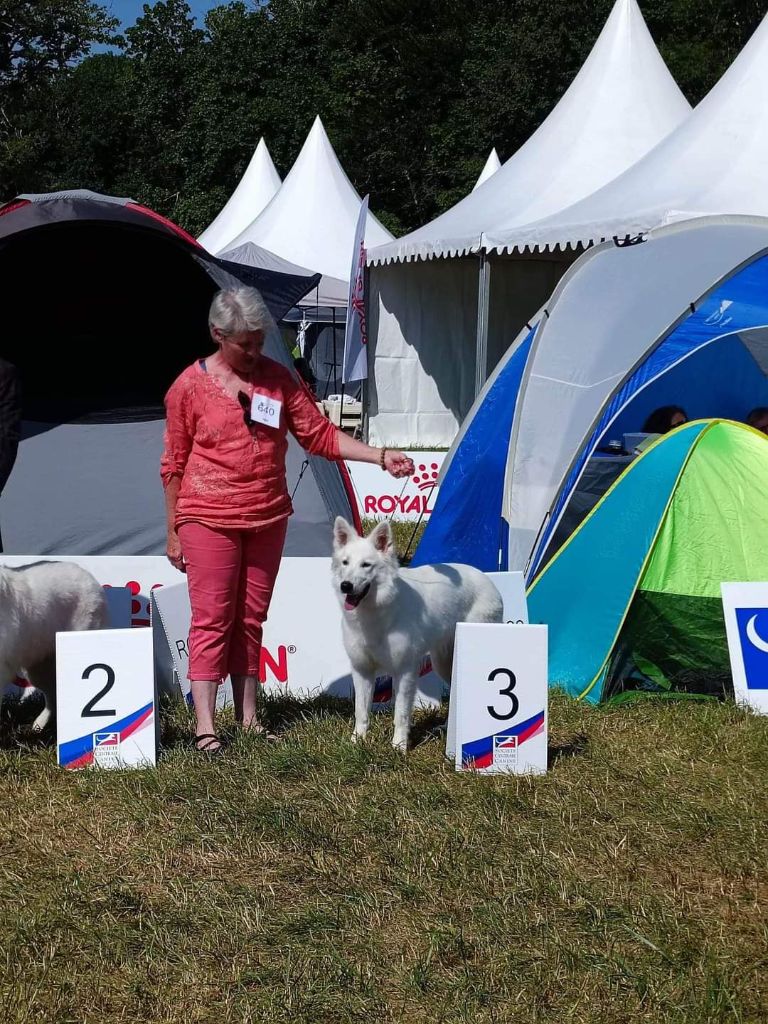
left=0, top=190, right=359, bottom=556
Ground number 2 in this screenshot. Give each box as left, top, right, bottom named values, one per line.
left=81, top=663, right=116, bottom=717
left=487, top=667, right=518, bottom=721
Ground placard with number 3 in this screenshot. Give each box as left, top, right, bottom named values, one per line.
left=446, top=622, right=548, bottom=775
left=56, top=628, right=156, bottom=769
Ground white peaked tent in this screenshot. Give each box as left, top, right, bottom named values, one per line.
left=366, top=0, right=692, bottom=446
left=473, top=149, right=501, bottom=191
left=198, top=137, right=281, bottom=255
left=369, top=0, right=689, bottom=265
left=488, top=11, right=768, bottom=253
left=226, top=116, right=394, bottom=286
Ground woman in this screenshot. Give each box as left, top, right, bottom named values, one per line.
left=161, top=287, right=414, bottom=754
left=642, top=405, right=688, bottom=435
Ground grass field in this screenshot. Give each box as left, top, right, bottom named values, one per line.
left=1, top=692, right=766, bottom=1023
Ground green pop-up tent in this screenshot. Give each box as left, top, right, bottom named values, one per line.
left=528, top=420, right=768, bottom=702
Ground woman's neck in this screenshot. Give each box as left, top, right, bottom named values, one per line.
left=208, top=351, right=258, bottom=381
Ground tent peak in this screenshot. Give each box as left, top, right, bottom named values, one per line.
left=367, top=0, right=689, bottom=266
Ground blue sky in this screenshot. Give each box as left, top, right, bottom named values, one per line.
left=104, top=1, right=223, bottom=31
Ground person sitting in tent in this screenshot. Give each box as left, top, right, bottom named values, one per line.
left=746, top=406, right=768, bottom=434
left=0, top=358, right=22, bottom=553
left=642, top=405, right=688, bottom=435
left=161, top=286, right=415, bottom=755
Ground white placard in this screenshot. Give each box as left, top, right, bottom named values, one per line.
left=446, top=623, right=547, bottom=775
left=487, top=571, right=528, bottom=624
left=56, top=627, right=156, bottom=770
left=346, top=450, right=445, bottom=521
left=721, top=582, right=768, bottom=715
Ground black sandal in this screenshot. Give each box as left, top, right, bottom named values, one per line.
left=195, top=733, right=225, bottom=756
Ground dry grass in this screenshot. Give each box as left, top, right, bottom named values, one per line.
left=361, top=517, right=426, bottom=564
left=1, top=692, right=766, bottom=1023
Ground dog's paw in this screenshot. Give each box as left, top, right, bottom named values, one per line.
left=350, top=730, right=368, bottom=745
left=391, top=735, right=409, bottom=753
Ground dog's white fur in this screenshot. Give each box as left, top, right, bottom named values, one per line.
left=0, top=561, right=109, bottom=731
left=332, top=517, right=503, bottom=751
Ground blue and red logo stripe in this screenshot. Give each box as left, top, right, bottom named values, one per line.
left=58, top=702, right=155, bottom=769
left=461, top=710, right=545, bottom=769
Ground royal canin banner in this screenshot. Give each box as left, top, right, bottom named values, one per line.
left=346, top=451, right=445, bottom=521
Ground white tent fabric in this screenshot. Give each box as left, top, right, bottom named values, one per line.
left=225, top=116, right=393, bottom=284
left=502, top=218, right=768, bottom=571
left=197, top=137, right=281, bottom=255
left=368, top=0, right=690, bottom=266
left=489, top=12, right=768, bottom=252
left=473, top=148, right=501, bottom=191
left=367, top=255, right=566, bottom=445
left=366, top=0, right=690, bottom=446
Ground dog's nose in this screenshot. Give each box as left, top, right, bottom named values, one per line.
left=340, top=580, right=353, bottom=594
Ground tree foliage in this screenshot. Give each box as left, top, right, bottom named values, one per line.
left=0, top=0, right=764, bottom=234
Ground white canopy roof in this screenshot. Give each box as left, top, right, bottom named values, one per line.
left=368, top=0, right=690, bottom=266
left=488, top=12, right=768, bottom=253
left=226, top=116, right=393, bottom=283
left=198, top=137, right=281, bottom=255
left=473, top=148, right=501, bottom=191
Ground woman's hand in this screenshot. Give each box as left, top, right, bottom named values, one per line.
left=384, top=449, right=415, bottom=478
left=167, top=531, right=186, bottom=573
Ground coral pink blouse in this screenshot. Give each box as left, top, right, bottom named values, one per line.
left=160, top=356, right=340, bottom=530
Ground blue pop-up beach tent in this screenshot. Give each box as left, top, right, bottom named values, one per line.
left=413, top=217, right=768, bottom=576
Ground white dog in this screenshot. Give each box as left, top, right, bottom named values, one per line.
left=0, top=561, right=109, bottom=732
left=332, top=517, right=503, bottom=751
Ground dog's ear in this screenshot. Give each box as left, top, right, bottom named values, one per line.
left=333, top=516, right=355, bottom=548
left=369, top=519, right=393, bottom=554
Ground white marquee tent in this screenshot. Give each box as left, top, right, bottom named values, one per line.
left=198, top=137, right=281, bottom=255
left=473, top=149, right=501, bottom=191
left=365, top=0, right=692, bottom=446
left=225, top=116, right=394, bottom=286
left=488, top=10, right=768, bottom=253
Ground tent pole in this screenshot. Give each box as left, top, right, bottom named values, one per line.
left=339, top=306, right=346, bottom=428
left=474, top=251, right=491, bottom=397
left=332, top=306, right=340, bottom=424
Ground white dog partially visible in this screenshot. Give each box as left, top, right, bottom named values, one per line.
left=0, top=561, right=109, bottom=732
left=332, top=517, right=503, bottom=751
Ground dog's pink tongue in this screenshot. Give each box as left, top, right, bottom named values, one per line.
left=344, top=596, right=357, bottom=611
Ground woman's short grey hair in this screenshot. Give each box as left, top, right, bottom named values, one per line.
left=209, top=287, right=272, bottom=336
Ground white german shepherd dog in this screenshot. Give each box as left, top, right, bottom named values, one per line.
left=0, top=561, right=109, bottom=731
left=332, top=517, right=503, bottom=750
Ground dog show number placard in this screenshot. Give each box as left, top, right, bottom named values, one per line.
left=447, top=623, right=548, bottom=775
left=721, top=582, right=768, bottom=715
left=56, top=628, right=156, bottom=770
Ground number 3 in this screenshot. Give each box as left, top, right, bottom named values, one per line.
left=81, top=663, right=116, bottom=718
left=487, top=667, right=518, bottom=721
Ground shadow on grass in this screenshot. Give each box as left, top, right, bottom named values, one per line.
left=158, top=691, right=357, bottom=753
left=548, top=731, right=589, bottom=768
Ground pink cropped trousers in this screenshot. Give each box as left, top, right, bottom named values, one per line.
left=178, top=519, right=287, bottom=681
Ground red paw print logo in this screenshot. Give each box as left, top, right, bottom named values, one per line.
left=412, top=462, right=439, bottom=492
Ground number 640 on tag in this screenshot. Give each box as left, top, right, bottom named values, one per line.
left=56, top=628, right=157, bottom=770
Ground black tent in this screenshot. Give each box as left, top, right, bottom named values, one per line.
left=0, top=190, right=358, bottom=555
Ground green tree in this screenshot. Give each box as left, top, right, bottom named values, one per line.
left=0, top=0, right=119, bottom=196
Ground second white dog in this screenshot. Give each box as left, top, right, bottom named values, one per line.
left=332, top=517, right=503, bottom=750
left=0, top=561, right=109, bottom=731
